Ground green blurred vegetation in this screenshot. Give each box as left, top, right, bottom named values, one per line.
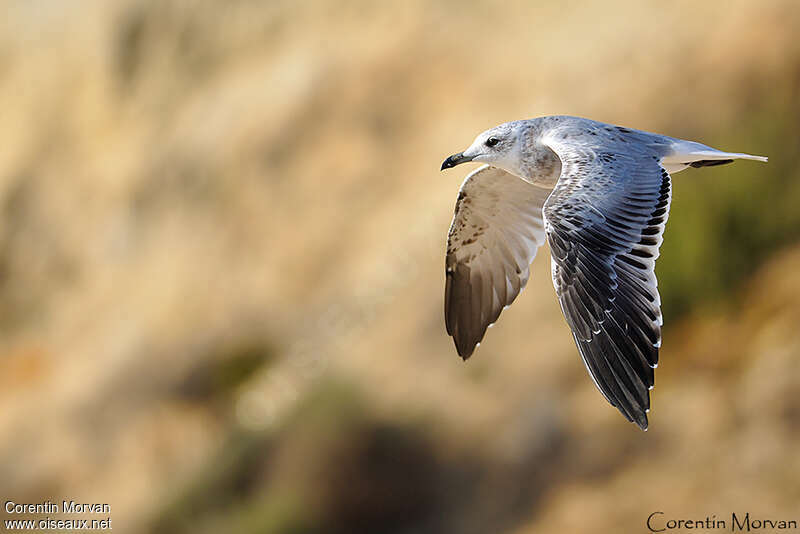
left=148, top=378, right=579, bottom=534
left=151, top=382, right=445, bottom=534
left=177, top=339, right=276, bottom=403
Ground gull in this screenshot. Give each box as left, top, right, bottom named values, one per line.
left=440, top=116, right=767, bottom=429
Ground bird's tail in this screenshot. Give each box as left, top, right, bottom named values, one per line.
left=661, top=140, right=767, bottom=174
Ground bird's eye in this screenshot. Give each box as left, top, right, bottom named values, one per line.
left=485, top=137, right=500, bottom=147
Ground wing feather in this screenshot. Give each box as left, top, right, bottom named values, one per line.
left=543, top=132, right=672, bottom=430
left=445, top=165, right=552, bottom=359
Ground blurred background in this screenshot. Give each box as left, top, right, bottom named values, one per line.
left=1, top=0, right=799, bottom=532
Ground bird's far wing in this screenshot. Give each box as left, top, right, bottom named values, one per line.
left=445, top=164, right=553, bottom=359
left=542, top=137, right=672, bottom=430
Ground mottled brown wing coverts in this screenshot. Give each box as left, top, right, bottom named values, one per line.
left=445, top=165, right=551, bottom=359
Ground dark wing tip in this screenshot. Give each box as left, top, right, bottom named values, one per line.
left=448, top=317, right=480, bottom=360
left=455, top=339, right=476, bottom=360
left=612, top=380, right=652, bottom=431
left=573, top=330, right=655, bottom=432
left=611, top=393, right=650, bottom=431
left=444, top=261, right=486, bottom=360
left=633, top=410, right=649, bottom=431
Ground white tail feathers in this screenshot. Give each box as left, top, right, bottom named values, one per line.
left=676, top=149, right=768, bottom=163
left=661, top=141, right=768, bottom=174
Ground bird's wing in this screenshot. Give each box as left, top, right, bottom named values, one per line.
left=542, top=136, right=672, bottom=430
left=445, top=164, right=553, bottom=359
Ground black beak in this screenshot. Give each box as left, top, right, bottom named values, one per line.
left=441, top=152, right=474, bottom=171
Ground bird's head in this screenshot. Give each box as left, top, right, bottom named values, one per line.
left=441, top=122, right=523, bottom=175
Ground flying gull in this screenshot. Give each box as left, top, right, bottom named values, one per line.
left=440, top=116, right=767, bottom=429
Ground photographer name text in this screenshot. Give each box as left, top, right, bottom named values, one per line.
left=6, top=501, right=109, bottom=515
left=648, top=512, right=797, bottom=532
